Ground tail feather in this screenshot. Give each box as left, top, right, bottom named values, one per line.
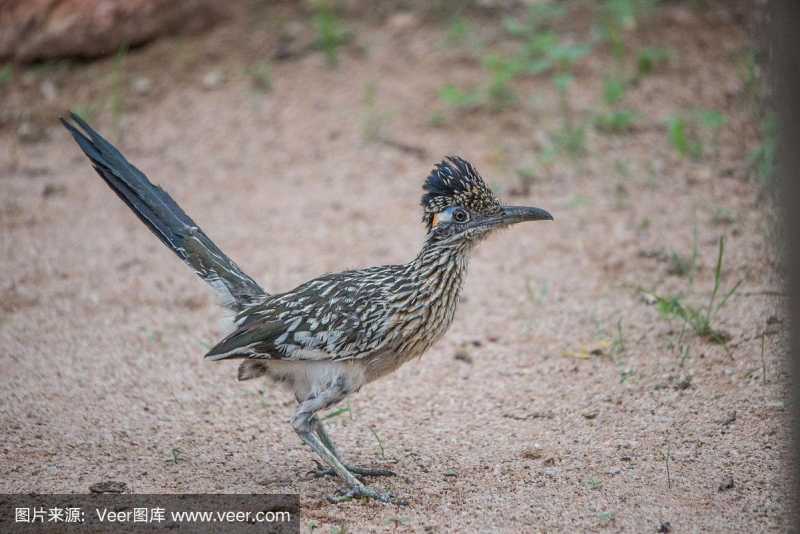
left=62, top=112, right=266, bottom=310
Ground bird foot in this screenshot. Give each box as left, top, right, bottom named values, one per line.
left=326, top=485, right=407, bottom=505
left=309, top=461, right=396, bottom=479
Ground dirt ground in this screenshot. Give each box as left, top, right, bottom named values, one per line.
left=0, top=2, right=790, bottom=532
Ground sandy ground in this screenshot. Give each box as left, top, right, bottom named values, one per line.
left=0, top=2, right=790, bottom=532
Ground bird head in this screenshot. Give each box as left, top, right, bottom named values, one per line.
left=421, top=156, right=552, bottom=246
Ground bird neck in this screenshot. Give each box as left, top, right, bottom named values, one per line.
left=407, top=234, right=471, bottom=293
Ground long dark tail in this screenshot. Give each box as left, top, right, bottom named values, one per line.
left=61, top=112, right=266, bottom=311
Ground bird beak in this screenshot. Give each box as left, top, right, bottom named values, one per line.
left=498, top=205, right=554, bottom=226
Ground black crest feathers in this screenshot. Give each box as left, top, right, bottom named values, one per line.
left=421, top=157, right=501, bottom=224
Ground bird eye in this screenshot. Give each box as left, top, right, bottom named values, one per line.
left=453, top=208, right=469, bottom=223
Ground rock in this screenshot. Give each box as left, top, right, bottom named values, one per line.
left=39, top=79, right=57, bottom=101
left=521, top=445, right=544, bottom=460
left=0, top=0, right=224, bottom=62
left=673, top=375, right=692, bottom=390
left=272, top=20, right=313, bottom=62
left=42, top=183, right=67, bottom=197
left=453, top=349, right=473, bottom=364
left=17, top=121, right=46, bottom=144
left=89, top=481, right=127, bottom=494
left=668, top=6, right=695, bottom=26
left=202, top=69, right=224, bottom=90
left=718, top=477, right=734, bottom=492
left=131, top=76, right=153, bottom=95
left=720, top=411, right=737, bottom=426
left=766, top=315, right=781, bottom=325
left=386, top=12, right=417, bottom=33
left=641, top=292, right=658, bottom=305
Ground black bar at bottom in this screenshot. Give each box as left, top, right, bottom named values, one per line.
left=0, top=494, right=299, bottom=533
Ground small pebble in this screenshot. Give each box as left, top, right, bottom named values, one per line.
left=17, top=121, right=46, bottom=144
left=521, top=446, right=543, bottom=460
left=40, top=79, right=57, bottom=101
left=202, top=70, right=225, bottom=90
left=42, top=183, right=67, bottom=198
left=132, top=76, right=153, bottom=95
left=453, top=349, right=473, bottom=364
left=89, top=481, right=127, bottom=494
left=720, top=411, right=737, bottom=426
left=718, top=477, right=734, bottom=492
left=386, top=12, right=417, bottom=32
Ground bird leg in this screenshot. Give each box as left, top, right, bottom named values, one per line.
left=309, top=417, right=395, bottom=478
left=292, top=387, right=403, bottom=504
left=311, top=416, right=341, bottom=458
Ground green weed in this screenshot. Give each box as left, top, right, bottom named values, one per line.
left=667, top=251, right=693, bottom=278
left=367, top=426, right=385, bottom=459
left=71, top=103, right=98, bottom=124
left=322, top=406, right=351, bottom=420
left=445, top=14, right=483, bottom=52
left=595, top=109, right=636, bottom=133
left=247, top=61, right=272, bottom=92
left=598, top=511, right=616, bottom=526
left=166, top=448, right=185, bottom=464
left=668, top=226, right=699, bottom=283
left=611, top=318, right=625, bottom=356
left=666, top=115, right=702, bottom=159
left=438, top=84, right=483, bottom=110
left=311, top=0, right=350, bottom=66
left=711, top=207, right=736, bottom=226
left=429, top=111, right=447, bottom=127
left=362, top=82, right=392, bottom=142
left=110, top=46, right=128, bottom=140
left=736, top=47, right=763, bottom=103
left=748, top=113, right=777, bottom=191
left=603, top=76, right=626, bottom=105
left=666, top=110, right=727, bottom=159
left=446, top=15, right=470, bottom=45
left=440, top=1, right=591, bottom=120
left=695, top=108, right=727, bottom=156
left=654, top=236, right=742, bottom=344
left=597, top=0, right=658, bottom=60
left=438, top=53, right=525, bottom=112
left=503, top=3, right=566, bottom=39
left=551, top=73, right=587, bottom=157
left=0, top=64, right=13, bottom=88
left=551, top=124, right=586, bottom=157
left=484, top=54, right=522, bottom=109
left=637, top=47, right=670, bottom=77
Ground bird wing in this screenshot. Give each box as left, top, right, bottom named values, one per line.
left=204, top=268, right=396, bottom=362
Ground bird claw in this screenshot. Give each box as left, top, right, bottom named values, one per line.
left=309, top=461, right=396, bottom=479
left=327, top=485, right=407, bottom=505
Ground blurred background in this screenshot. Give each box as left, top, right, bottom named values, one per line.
left=0, top=1, right=789, bottom=532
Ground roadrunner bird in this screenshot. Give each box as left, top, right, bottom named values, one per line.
left=62, top=113, right=553, bottom=504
